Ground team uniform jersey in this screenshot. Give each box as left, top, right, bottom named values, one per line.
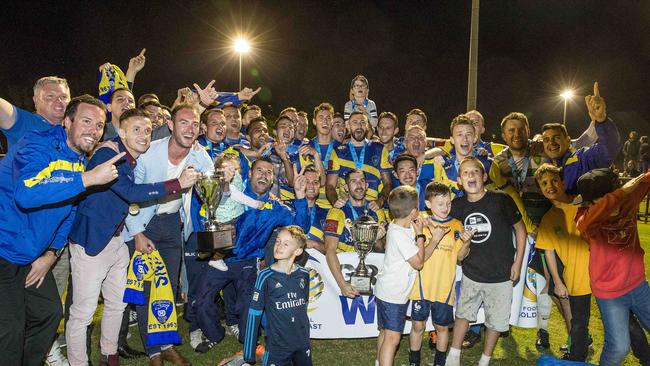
left=244, top=266, right=312, bottom=364
left=328, top=140, right=391, bottom=202
left=535, top=203, right=591, bottom=296
left=493, top=145, right=552, bottom=232
left=323, top=202, right=386, bottom=253
left=410, top=217, right=464, bottom=305
left=280, top=149, right=319, bottom=202
left=306, top=203, right=330, bottom=243
left=312, top=138, right=339, bottom=208
left=197, top=135, right=229, bottom=161
left=224, top=133, right=251, bottom=149
left=439, top=139, right=506, bottom=158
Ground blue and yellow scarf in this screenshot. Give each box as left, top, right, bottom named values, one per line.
left=123, top=250, right=181, bottom=347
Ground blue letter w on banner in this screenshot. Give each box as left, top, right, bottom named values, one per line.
left=339, top=295, right=375, bottom=325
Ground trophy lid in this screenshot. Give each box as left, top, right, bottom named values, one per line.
left=354, top=214, right=377, bottom=226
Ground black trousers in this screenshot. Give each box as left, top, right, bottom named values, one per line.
left=0, top=256, right=62, bottom=366
left=568, top=294, right=591, bottom=361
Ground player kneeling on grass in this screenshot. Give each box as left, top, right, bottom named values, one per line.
left=408, top=182, right=474, bottom=366
left=243, top=226, right=312, bottom=366
left=375, top=186, right=440, bottom=366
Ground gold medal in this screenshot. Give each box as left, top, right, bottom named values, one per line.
left=129, top=203, right=140, bottom=215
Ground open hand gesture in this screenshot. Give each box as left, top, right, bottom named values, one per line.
left=585, top=81, right=607, bottom=122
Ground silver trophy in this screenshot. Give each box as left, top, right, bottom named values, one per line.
left=194, top=170, right=235, bottom=259
left=349, top=213, right=379, bottom=295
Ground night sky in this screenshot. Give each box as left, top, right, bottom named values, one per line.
left=2, top=1, right=649, bottom=140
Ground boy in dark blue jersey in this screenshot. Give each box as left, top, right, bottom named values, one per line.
left=244, top=226, right=312, bottom=365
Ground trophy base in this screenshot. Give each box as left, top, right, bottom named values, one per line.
left=350, top=274, right=373, bottom=295
left=197, top=228, right=234, bottom=260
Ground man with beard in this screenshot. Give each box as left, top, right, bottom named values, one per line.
left=123, top=103, right=214, bottom=366
left=0, top=76, right=71, bottom=148
left=193, top=157, right=310, bottom=349
left=0, top=95, right=123, bottom=365
left=66, top=109, right=199, bottom=366
left=326, top=111, right=392, bottom=209
left=542, top=82, right=620, bottom=193
left=324, top=169, right=387, bottom=298
left=376, top=112, right=400, bottom=163
left=102, top=88, right=136, bottom=141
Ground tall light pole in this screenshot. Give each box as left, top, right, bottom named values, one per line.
left=234, top=38, right=250, bottom=90
left=466, top=0, right=480, bottom=111
left=560, top=90, right=574, bottom=124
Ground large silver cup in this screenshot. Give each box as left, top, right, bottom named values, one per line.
left=349, top=214, right=379, bottom=295
left=194, top=171, right=235, bottom=259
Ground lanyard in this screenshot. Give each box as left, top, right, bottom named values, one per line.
left=347, top=200, right=367, bottom=221
left=313, top=138, right=334, bottom=165
left=348, top=140, right=367, bottom=169
left=309, top=205, right=317, bottom=227
left=507, top=150, right=530, bottom=192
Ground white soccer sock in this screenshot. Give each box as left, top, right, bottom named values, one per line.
left=478, top=353, right=491, bottom=366
left=537, top=293, right=551, bottom=331
left=446, top=347, right=461, bottom=366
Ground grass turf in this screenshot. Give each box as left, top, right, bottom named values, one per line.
left=86, top=224, right=650, bottom=365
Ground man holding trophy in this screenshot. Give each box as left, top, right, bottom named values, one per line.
left=324, top=169, right=387, bottom=298
left=123, top=103, right=214, bottom=366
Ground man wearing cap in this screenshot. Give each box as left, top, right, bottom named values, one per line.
left=576, top=168, right=650, bottom=366
left=0, top=95, right=121, bottom=365
left=541, top=82, right=620, bottom=193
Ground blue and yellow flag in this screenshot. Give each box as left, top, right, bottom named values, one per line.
left=98, top=64, right=129, bottom=105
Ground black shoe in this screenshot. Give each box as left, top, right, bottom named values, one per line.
left=462, top=331, right=481, bottom=349
left=118, top=345, right=147, bottom=359
left=500, top=326, right=511, bottom=338
left=536, top=329, right=550, bottom=351
left=195, top=340, right=219, bottom=354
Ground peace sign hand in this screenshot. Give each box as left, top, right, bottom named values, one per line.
left=193, top=80, right=219, bottom=107
left=585, top=81, right=607, bottom=122
left=293, top=164, right=307, bottom=199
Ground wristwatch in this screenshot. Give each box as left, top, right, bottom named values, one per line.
left=47, top=247, right=64, bottom=258
left=415, top=234, right=427, bottom=242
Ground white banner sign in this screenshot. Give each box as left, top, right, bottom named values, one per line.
left=304, top=241, right=543, bottom=338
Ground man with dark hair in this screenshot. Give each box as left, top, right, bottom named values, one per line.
left=0, top=95, right=123, bottom=366
left=102, top=87, right=136, bottom=141
left=241, top=104, right=261, bottom=134
left=331, top=112, right=347, bottom=143
left=194, top=156, right=310, bottom=350
left=542, top=82, right=620, bottom=193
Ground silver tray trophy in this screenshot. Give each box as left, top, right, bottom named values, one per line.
left=349, top=213, right=379, bottom=295
left=194, top=170, right=235, bottom=259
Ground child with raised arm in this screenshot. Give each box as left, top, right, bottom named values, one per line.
left=243, top=226, right=312, bottom=365
left=375, top=185, right=444, bottom=366
left=408, top=182, right=474, bottom=366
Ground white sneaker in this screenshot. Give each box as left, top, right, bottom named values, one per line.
left=209, top=259, right=228, bottom=271
left=226, top=324, right=240, bottom=338
left=45, top=340, right=70, bottom=366
left=445, top=354, right=460, bottom=366
left=190, top=329, right=205, bottom=350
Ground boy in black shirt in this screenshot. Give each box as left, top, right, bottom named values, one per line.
left=446, top=156, right=527, bottom=366
left=243, top=226, right=312, bottom=365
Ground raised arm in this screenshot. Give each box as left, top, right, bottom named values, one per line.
left=0, top=98, right=17, bottom=130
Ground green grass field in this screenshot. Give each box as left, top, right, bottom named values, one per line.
left=87, top=223, right=650, bottom=365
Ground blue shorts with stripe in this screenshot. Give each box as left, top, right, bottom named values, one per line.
left=410, top=300, right=454, bottom=326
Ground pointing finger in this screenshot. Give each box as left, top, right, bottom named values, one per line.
left=593, top=81, right=600, bottom=97
left=106, top=152, right=126, bottom=165
left=251, top=87, right=261, bottom=96
left=139, top=48, right=146, bottom=57
left=192, top=83, right=201, bottom=93
left=206, top=80, right=216, bottom=90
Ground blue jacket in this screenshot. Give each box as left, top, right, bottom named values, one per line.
left=556, top=118, right=620, bottom=194
left=225, top=183, right=310, bottom=263
left=69, top=138, right=182, bottom=256
left=0, top=126, right=86, bottom=265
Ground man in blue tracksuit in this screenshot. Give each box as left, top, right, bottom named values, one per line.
left=542, top=82, right=620, bottom=192
left=194, top=156, right=310, bottom=347
left=0, top=95, right=123, bottom=366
